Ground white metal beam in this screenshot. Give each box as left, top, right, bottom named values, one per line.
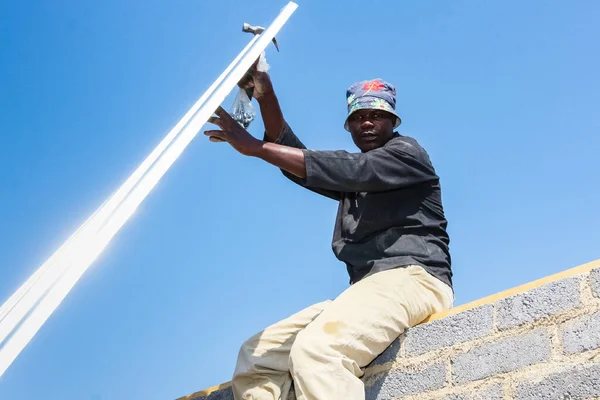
left=0, top=1, right=298, bottom=378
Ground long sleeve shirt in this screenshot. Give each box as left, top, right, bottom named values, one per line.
left=273, top=122, right=453, bottom=289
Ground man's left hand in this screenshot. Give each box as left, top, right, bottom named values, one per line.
left=204, top=106, right=263, bottom=156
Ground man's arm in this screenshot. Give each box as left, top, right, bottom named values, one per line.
left=237, top=64, right=284, bottom=142
left=258, top=92, right=285, bottom=143
left=256, top=137, right=306, bottom=179
left=299, top=142, right=438, bottom=192
left=235, top=67, right=340, bottom=200
left=252, top=139, right=437, bottom=193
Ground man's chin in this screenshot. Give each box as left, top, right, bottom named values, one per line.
left=356, top=138, right=382, bottom=152
left=358, top=143, right=377, bottom=153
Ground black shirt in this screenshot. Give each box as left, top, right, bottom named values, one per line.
left=273, top=122, right=452, bottom=289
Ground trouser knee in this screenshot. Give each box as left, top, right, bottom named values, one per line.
left=288, top=330, right=330, bottom=374
left=234, top=335, right=261, bottom=376
left=289, top=327, right=363, bottom=380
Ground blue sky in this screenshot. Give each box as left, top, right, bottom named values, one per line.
left=1, top=1, right=599, bottom=399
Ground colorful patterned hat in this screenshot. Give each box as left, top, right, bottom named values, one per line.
left=344, top=79, right=402, bottom=131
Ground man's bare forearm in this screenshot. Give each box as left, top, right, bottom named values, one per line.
left=257, top=92, right=285, bottom=142
left=249, top=74, right=305, bottom=178
left=251, top=142, right=307, bottom=179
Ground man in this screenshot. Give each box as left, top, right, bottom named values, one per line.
left=204, top=66, right=453, bottom=400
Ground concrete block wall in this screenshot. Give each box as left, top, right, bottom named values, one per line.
left=179, top=260, right=600, bottom=400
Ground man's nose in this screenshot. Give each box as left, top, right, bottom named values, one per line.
left=361, top=119, right=375, bottom=128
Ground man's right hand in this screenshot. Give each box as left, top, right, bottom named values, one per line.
left=238, top=58, right=285, bottom=142
left=238, top=59, right=275, bottom=101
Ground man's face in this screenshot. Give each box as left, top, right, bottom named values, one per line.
left=347, top=109, right=396, bottom=152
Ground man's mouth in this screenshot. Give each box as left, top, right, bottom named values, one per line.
left=360, top=132, right=378, bottom=140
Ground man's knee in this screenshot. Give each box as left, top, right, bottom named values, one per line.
left=288, top=327, right=337, bottom=372
left=289, top=324, right=363, bottom=379
left=234, top=333, right=262, bottom=375
left=288, top=330, right=318, bottom=375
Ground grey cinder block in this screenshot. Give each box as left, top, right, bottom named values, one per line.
left=591, top=268, right=600, bottom=298
left=404, top=305, right=494, bottom=356
left=451, top=329, right=551, bottom=384
left=495, top=277, right=581, bottom=330
left=365, top=363, right=446, bottom=400
left=443, top=383, right=503, bottom=400
left=561, top=311, right=600, bottom=354
left=514, top=363, right=600, bottom=399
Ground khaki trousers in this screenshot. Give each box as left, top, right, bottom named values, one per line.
left=232, top=265, right=454, bottom=400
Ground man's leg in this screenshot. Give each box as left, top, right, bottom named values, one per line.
left=289, top=265, right=453, bottom=400
left=232, top=300, right=332, bottom=400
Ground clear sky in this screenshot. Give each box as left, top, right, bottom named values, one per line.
left=1, top=1, right=599, bottom=399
